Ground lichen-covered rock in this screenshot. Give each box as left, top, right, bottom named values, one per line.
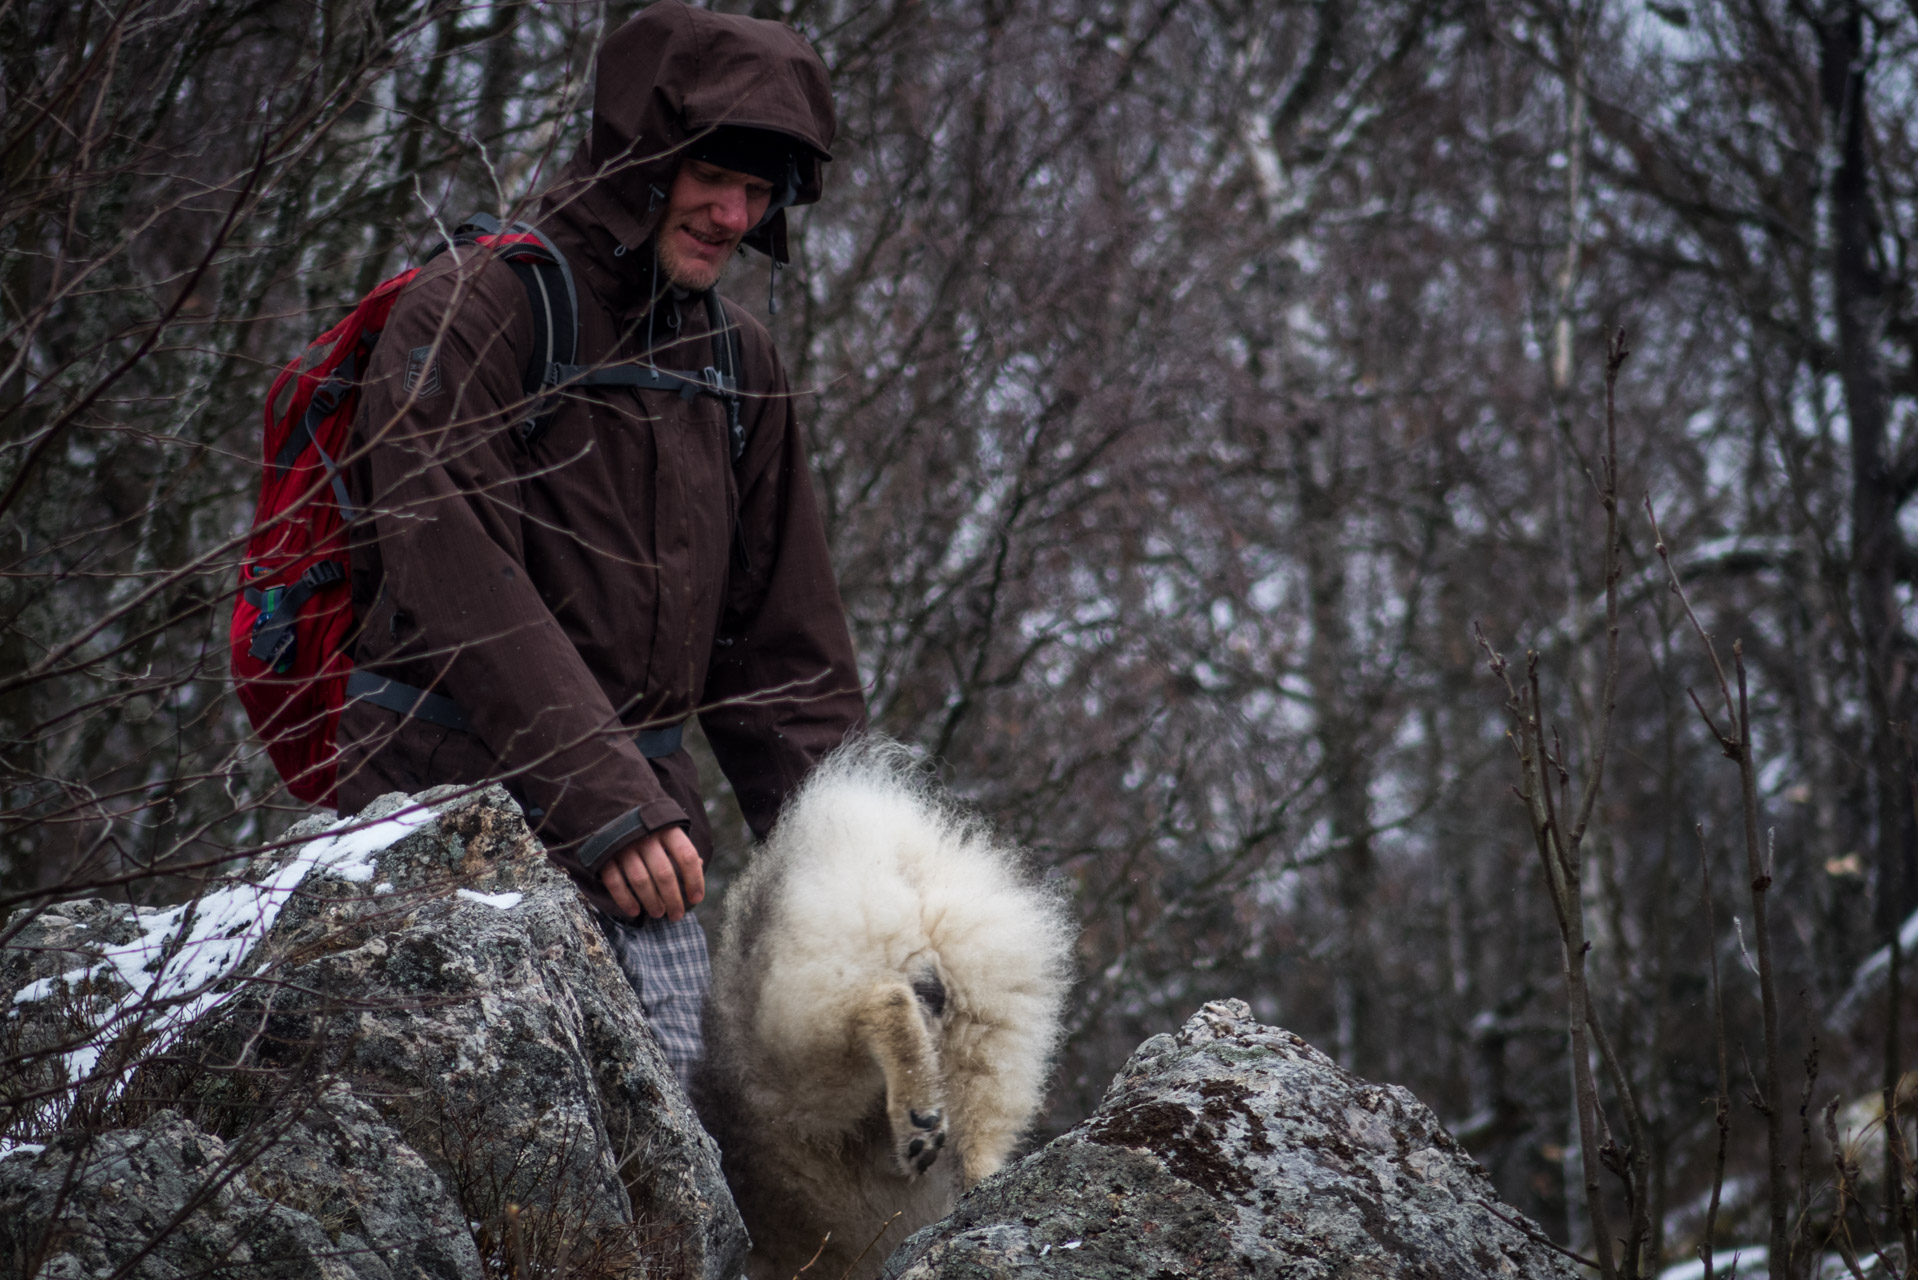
left=238, top=1083, right=481, bottom=1280
left=0, top=1100, right=477, bottom=1280
left=1, top=787, right=747, bottom=1280
left=883, top=1000, right=1579, bottom=1280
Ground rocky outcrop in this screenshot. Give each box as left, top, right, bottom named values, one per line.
left=1, top=786, right=746, bottom=1280
left=882, top=1000, right=1580, bottom=1280
left=5, top=789, right=1581, bottom=1280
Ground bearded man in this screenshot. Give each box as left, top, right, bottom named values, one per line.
left=335, top=0, right=866, bottom=1086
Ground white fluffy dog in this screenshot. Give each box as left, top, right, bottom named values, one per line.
left=693, top=738, right=1075, bottom=1280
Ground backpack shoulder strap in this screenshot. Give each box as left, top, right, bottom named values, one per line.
left=697, top=289, right=761, bottom=574
left=471, top=222, right=755, bottom=468
left=703, top=288, right=747, bottom=464
left=429, top=214, right=578, bottom=449
left=498, top=220, right=578, bottom=448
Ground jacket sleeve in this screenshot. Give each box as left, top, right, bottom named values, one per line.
left=699, top=337, right=868, bottom=837
left=354, top=254, right=685, bottom=869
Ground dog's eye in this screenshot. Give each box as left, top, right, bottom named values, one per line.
left=911, top=972, right=947, bottom=1017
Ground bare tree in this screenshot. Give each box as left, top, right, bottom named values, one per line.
left=5, top=0, right=1918, bottom=1271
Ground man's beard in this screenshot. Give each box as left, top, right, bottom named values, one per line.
left=657, top=227, right=733, bottom=291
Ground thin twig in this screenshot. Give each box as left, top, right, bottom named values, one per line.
left=1478, top=1198, right=1603, bottom=1269
left=1793, top=1037, right=1818, bottom=1271
left=1885, top=1085, right=1918, bottom=1266
left=1697, top=826, right=1731, bottom=1280
left=1823, top=1097, right=1870, bottom=1280
left=1565, top=329, right=1629, bottom=854
left=1642, top=497, right=1739, bottom=736
left=791, top=1232, right=830, bottom=1277
left=837, top=1212, right=903, bottom=1280
left=1735, top=646, right=1789, bottom=1280
left=506, top=1202, right=528, bottom=1279
left=1477, top=329, right=1634, bottom=1280
left=1585, top=995, right=1655, bottom=1275
left=1646, top=496, right=1788, bottom=1280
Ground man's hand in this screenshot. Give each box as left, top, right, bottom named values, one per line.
left=600, top=826, right=705, bottom=921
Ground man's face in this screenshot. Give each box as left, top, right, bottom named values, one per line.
left=655, top=159, right=775, bottom=291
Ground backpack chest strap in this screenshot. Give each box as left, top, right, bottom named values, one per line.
left=553, top=361, right=736, bottom=405
left=548, top=289, right=745, bottom=465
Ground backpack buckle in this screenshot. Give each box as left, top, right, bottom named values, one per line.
left=706, top=366, right=746, bottom=462
left=245, top=561, right=346, bottom=673
left=248, top=586, right=298, bottom=672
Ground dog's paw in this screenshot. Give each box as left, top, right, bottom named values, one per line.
left=894, top=1105, right=948, bottom=1177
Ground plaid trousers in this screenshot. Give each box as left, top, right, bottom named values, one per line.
left=598, top=909, right=711, bottom=1090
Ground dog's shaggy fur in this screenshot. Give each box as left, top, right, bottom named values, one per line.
left=693, top=739, right=1074, bottom=1280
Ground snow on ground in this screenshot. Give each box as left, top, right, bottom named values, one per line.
left=1659, top=1248, right=1769, bottom=1280
left=11, top=971, right=88, bottom=1005
left=455, top=888, right=523, bottom=910
left=1660, top=1249, right=1892, bottom=1279
left=1833, top=905, right=1918, bottom=1026
left=16, top=804, right=437, bottom=1089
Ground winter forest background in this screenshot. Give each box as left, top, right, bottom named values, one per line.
left=4, top=0, right=1918, bottom=1273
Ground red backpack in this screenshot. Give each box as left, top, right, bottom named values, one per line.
left=231, top=215, right=747, bottom=807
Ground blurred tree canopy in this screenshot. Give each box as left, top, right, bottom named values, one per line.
left=5, top=0, right=1917, bottom=1267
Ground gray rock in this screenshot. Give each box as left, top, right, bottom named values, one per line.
left=1, top=897, right=148, bottom=1118
left=0, top=1103, right=466, bottom=1280
left=883, top=999, right=1580, bottom=1280
left=6, top=800, right=1574, bottom=1280
left=1, top=787, right=746, bottom=1280
left=239, top=1082, right=481, bottom=1280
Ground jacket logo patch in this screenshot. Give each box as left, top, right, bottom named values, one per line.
left=404, top=346, right=442, bottom=398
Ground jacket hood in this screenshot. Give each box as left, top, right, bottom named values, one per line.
left=552, top=0, right=835, bottom=265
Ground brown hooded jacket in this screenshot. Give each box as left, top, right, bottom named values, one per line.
left=335, top=1, right=866, bottom=914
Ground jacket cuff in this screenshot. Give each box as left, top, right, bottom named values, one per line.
left=576, top=798, right=691, bottom=872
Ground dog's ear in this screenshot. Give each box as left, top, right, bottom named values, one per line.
left=911, top=970, right=947, bottom=1018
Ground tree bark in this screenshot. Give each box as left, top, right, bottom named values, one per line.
left=1295, top=419, right=1377, bottom=1076
left=1815, top=0, right=1916, bottom=1256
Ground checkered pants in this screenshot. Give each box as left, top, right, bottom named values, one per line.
left=597, top=910, right=710, bottom=1090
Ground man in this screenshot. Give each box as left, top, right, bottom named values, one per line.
left=334, top=0, right=866, bottom=1085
